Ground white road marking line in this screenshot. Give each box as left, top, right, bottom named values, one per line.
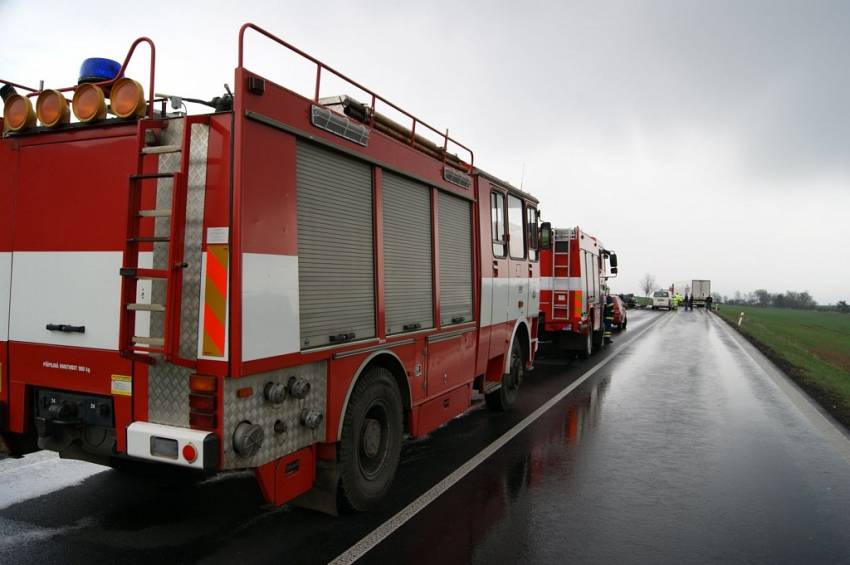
left=329, top=313, right=666, bottom=565
left=711, top=313, right=850, bottom=465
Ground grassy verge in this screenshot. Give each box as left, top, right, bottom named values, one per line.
left=715, top=305, right=850, bottom=429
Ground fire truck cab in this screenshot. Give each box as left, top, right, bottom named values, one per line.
left=0, top=24, right=540, bottom=512
left=538, top=225, right=617, bottom=358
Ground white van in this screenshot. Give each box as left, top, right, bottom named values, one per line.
left=652, top=289, right=673, bottom=310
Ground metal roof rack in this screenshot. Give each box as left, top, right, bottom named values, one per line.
left=238, top=23, right=474, bottom=172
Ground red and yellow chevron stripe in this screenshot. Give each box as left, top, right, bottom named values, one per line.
left=202, top=245, right=229, bottom=357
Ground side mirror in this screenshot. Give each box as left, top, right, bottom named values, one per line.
left=609, top=253, right=618, bottom=268
left=539, top=222, right=552, bottom=249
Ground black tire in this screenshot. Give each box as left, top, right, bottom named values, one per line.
left=0, top=430, right=38, bottom=458
left=592, top=325, right=605, bottom=351
left=622, top=318, right=628, bottom=330
left=577, top=329, right=593, bottom=359
left=338, top=367, right=403, bottom=512
left=486, top=339, right=523, bottom=411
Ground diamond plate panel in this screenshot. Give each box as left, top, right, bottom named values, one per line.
left=222, top=362, right=328, bottom=469
left=147, top=118, right=209, bottom=357
left=148, top=363, right=191, bottom=427
left=146, top=118, right=210, bottom=427
left=180, top=123, right=209, bottom=359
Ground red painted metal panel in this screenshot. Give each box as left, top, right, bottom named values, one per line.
left=0, top=137, right=15, bottom=252
left=230, top=69, right=248, bottom=376
left=426, top=331, right=476, bottom=398
left=239, top=120, right=297, bottom=255
left=415, top=384, right=471, bottom=437
left=14, top=134, right=137, bottom=251
left=7, top=342, right=134, bottom=442
left=254, top=444, right=316, bottom=507
left=9, top=342, right=131, bottom=396
left=202, top=114, right=233, bottom=234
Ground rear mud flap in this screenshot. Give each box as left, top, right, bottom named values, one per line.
left=293, top=459, right=340, bottom=516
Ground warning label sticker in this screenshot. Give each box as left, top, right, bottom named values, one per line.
left=111, top=374, right=132, bottom=396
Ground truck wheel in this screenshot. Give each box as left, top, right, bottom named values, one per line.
left=486, top=340, right=523, bottom=412
left=338, top=366, right=403, bottom=512
left=578, top=330, right=592, bottom=359
left=0, top=430, right=38, bottom=458
left=593, top=327, right=605, bottom=351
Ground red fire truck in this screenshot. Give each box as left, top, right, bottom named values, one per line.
left=0, top=24, right=541, bottom=511
left=538, top=225, right=617, bottom=358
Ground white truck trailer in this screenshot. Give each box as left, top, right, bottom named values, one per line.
left=691, top=280, right=711, bottom=307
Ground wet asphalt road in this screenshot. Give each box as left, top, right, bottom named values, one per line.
left=2, top=309, right=850, bottom=564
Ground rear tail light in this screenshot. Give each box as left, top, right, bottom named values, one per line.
left=72, top=84, right=107, bottom=122
left=189, top=375, right=218, bottom=431
left=189, top=392, right=216, bottom=411
left=110, top=77, right=146, bottom=118
left=190, top=411, right=216, bottom=430
left=2, top=93, right=36, bottom=132
left=36, top=89, right=70, bottom=127
left=189, top=374, right=217, bottom=393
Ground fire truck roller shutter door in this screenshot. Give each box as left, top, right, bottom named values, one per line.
left=438, top=192, right=473, bottom=327
left=296, top=141, right=375, bottom=349
left=382, top=172, right=433, bottom=335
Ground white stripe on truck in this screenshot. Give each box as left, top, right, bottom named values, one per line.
left=9, top=251, right=150, bottom=350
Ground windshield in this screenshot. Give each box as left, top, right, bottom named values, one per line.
left=653, top=290, right=669, bottom=298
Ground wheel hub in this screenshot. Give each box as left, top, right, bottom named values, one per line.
left=362, top=418, right=382, bottom=458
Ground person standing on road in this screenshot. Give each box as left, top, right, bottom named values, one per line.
left=603, top=296, right=615, bottom=343
left=683, top=293, right=689, bottom=310
left=705, top=294, right=714, bottom=312
left=688, top=294, right=694, bottom=311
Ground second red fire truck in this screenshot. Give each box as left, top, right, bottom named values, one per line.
left=538, top=225, right=618, bottom=358
left=0, top=24, right=541, bottom=511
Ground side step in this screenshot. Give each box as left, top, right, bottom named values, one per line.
left=133, top=336, right=165, bottom=346
left=141, top=144, right=182, bottom=155
left=127, top=303, right=166, bottom=312
left=138, top=209, right=172, bottom=218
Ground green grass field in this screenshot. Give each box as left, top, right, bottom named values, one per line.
left=715, top=305, right=850, bottom=427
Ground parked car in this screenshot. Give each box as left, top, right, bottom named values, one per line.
left=652, top=289, right=673, bottom=310
left=611, top=295, right=628, bottom=329
left=619, top=293, right=638, bottom=309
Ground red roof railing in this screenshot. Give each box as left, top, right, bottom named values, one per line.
left=1, top=37, right=157, bottom=120
left=238, top=23, right=474, bottom=171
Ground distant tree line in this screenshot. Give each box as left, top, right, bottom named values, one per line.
left=721, top=289, right=849, bottom=313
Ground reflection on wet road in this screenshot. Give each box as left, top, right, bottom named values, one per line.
left=2, top=309, right=849, bottom=564
left=363, top=310, right=850, bottom=564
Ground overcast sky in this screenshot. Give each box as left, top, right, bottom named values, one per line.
left=3, top=0, right=849, bottom=303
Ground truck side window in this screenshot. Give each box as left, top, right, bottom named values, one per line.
left=526, top=205, right=538, bottom=261
left=491, top=191, right=506, bottom=257
left=507, top=194, right=525, bottom=259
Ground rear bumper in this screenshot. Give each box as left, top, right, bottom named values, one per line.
left=127, top=422, right=219, bottom=470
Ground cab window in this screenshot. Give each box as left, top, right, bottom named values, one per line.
left=491, top=191, right=506, bottom=257
left=526, top=205, right=538, bottom=261
left=507, top=194, right=525, bottom=259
